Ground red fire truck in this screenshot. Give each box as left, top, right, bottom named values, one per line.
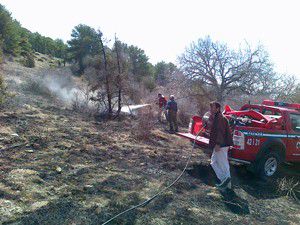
left=178, top=100, right=300, bottom=177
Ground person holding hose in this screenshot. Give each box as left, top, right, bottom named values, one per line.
left=166, top=95, right=178, bottom=133
left=157, top=93, right=167, bottom=122
left=209, top=101, right=233, bottom=190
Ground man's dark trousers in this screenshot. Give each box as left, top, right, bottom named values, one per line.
left=168, top=111, right=178, bottom=132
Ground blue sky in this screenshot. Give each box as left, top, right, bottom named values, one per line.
left=1, top=0, right=299, bottom=80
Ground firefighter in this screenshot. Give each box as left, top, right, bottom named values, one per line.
left=166, top=95, right=178, bottom=133
left=208, top=101, right=233, bottom=190
left=157, top=93, right=167, bottom=122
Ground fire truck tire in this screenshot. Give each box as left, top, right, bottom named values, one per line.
left=256, top=152, right=281, bottom=178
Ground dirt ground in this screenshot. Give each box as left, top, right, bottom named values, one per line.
left=0, top=60, right=299, bottom=224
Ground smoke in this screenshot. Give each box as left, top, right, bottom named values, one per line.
left=40, top=71, right=101, bottom=113
left=43, top=75, right=79, bottom=104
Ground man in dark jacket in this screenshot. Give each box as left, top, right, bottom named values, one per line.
left=166, top=95, right=178, bottom=133
left=209, top=101, right=234, bottom=190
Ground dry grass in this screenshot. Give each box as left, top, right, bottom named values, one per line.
left=132, top=106, right=156, bottom=140
left=277, top=177, right=300, bottom=202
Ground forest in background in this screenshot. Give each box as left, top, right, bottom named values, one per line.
left=1, top=3, right=299, bottom=116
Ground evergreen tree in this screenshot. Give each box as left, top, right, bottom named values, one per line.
left=127, top=45, right=153, bottom=80
left=154, top=61, right=177, bottom=85
left=19, top=28, right=32, bottom=56
left=0, top=4, right=21, bottom=55
left=67, top=24, right=101, bottom=74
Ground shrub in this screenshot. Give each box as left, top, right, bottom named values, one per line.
left=0, top=48, right=3, bottom=64
left=277, top=177, right=300, bottom=202
left=142, top=76, right=156, bottom=91
left=133, top=106, right=156, bottom=140
left=21, top=77, right=53, bottom=98
left=70, top=64, right=81, bottom=76
left=0, top=74, right=10, bottom=107
left=23, top=54, right=35, bottom=68
left=177, top=109, right=191, bottom=126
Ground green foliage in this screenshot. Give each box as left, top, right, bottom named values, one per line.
left=19, top=28, right=32, bottom=56
left=0, top=46, right=3, bottom=63
left=28, top=32, right=67, bottom=58
left=154, top=61, right=177, bottom=85
left=54, top=39, right=67, bottom=59
left=142, top=76, right=156, bottom=91
left=0, top=74, right=9, bottom=107
left=1, top=3, right=66, bottom=67
left=0, top=4, right=22, bottom=55
left=22, top=53, right=35, bottom=68
left=67, top=24, right=101, bottom=74
left=127, top=45, right=153, bottom=80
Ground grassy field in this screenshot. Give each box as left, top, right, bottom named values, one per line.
left=0, top=57, right=299, bottom=224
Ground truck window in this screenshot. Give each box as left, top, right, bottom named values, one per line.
left=262, top=109, right=273, bottom=115
left=290, top=114, right=300, bottom=132
left=243, top=107, right=260, bottom=112
left=274, top=111, right=282, bottom=116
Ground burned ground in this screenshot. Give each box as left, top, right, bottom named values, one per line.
left=0, top=60, right=299, bottom=224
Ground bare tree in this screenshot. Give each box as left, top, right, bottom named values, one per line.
left=179, top=36, right=277, bottom=103
left=85, top=35, right=132, bottom=118
left=114, top=35, right=123, bottom=116
left=98, top=30, right=113, bottom=116
left=272, top=74, right=300, bottom=102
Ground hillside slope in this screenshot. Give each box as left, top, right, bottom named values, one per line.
left=0, top=58, right=299, bottom=224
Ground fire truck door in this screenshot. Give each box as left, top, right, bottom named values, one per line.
left=287, top=113, right=300, bottom=161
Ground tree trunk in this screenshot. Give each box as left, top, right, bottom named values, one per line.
left=78, top=57, right=84, bottom=74
left=115, top=36, right=122, bottom=116
left=99, top=34, right=112, bottom=116
left=216, top=89, right=224, bottom=104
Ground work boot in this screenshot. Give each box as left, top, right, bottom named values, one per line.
left=216, top=177, right=231, bottom=189
left=227, top=181, right=232, bottom=189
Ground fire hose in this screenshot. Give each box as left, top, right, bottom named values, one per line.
left=101, top=125, right=206, bottom=225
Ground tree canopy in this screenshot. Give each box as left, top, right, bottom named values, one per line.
left=0, top=3, right=68, bottom=62
left=179, top=36, right=277, bottom=102
left=67, top=24, right=101, bottom=74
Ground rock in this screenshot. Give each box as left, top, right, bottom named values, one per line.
left=94, top=205, right=102, bottom=214
left=30, top=201, right=49, bottom=210
left=55, top=166, right=62, bottom=173
left=83, top=185, right=94, bottom=194
left=59, top=141, right=72, bottom=149
left=33, top=143, right=40, bottom=149
left=25, top=150, right=34, bottom=153
left=207, top=190, right=222, bottom=200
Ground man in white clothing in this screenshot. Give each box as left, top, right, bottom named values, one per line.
left=208, top=101, right=234, bottom=190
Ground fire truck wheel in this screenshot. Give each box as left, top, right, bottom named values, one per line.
left=257, top=152, right=280, bottom=178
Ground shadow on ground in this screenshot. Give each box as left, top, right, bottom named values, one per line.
left=220, top=189, right=250, bottom=215
left=5, top=200, right=82, bottom=225
left=186, top=163, right=295, bottom=200
left=6, top=197, right=140, bottom=225
left=187, top=163, right=250, bottom=215
left=186, top=163, right=218, bottom=187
